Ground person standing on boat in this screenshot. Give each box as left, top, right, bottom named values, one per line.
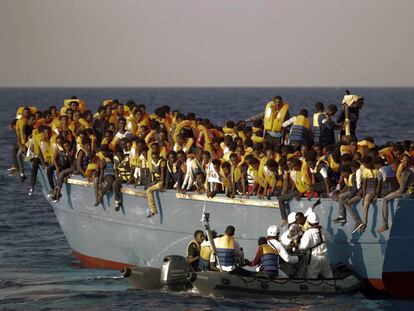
left=146, top=151, right=167, bottom=218
left=337, top=94, right=364, bottom=141
left=186, top=230, right=205, bottom=271
left=263, top=96, right=290, bottom=147
left=246, top=96, right=290, bottom=147
left=299, top=212, right=332, bottom=279
left=210, top=226, right=243, bottom=272
left=319, top=104, right=339, bottom=147
left=312, top=102, right=325, bottom=144
left=282, top=109, right=312, bottom=147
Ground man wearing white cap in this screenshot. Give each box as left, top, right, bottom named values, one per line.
left=266, top=225, right=299, bottom=278
left=299, top=212, right=333, bottom=279
left=280, top=212, right=299, bottom=247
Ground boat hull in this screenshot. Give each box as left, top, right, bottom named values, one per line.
left=37, top=169, right=414, bottom=298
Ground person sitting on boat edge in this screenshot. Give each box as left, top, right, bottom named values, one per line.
left=332, top=162, right=364, bottom=233
left=146, top=151, right=167, bottom=218
left=278, top=157, right=311, bottom=227
left=113, top=147, right=133, bottom=211
left=266, top=225, right=299, bottom=278
left=210, top=225, right=243, bottom=272
left=299, top=212, right=333, bottom=279
left=378, top=154, right=414, bottom=233
left=186, top=230, right=205, bottom=272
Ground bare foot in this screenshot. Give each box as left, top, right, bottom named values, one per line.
left=377, top=225, right=389, bottom=233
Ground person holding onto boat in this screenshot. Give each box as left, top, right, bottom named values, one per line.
left=278, top=158, right=311, bottom=226
left=332, top=162, right=364, bottom=232
left=186, top=230, right=205, bottom=271
left=299, top=212, right=333, bottom=279
left=29, top=125, right=52, bottom=196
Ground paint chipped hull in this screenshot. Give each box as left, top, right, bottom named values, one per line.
left=37, top=169, right=414, bottom=298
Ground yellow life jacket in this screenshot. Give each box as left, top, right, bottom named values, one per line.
left=312, top=112, right=323, bottom=128
left=231, top=162, right=243, bottom=183
left=327, top=155, right=340, bottom=173
left=250, top=166, right=265, bottom=188
left=34, top=133, right=51, bottom=164
left=102, top=99, right=112, bottom=107
left=115, top=155, right=132, bottom=182
left=85, top=163, right=97, bottom=178
left=252, top=134, right=264, bottom=143
left=237, top=131, right=247, bottom=142
left=361, top=167, right=379, bottom=179
left=63, top=98, right=86, bottom=112
left=173, top=120, right=196, bottom=142
left=79, top=118, right=92, bottom=129
left=294, top=115, right=310, bottom=129
left=200, top=243, right=212, bottom=261
left=186, top=240, right=200, bottom=257
left=222, top=126, right=237, bottom=137
left=261, top=166, right=277, bottom=188
left=16, top=106, right=37, bottom=119
left=345, top=173, right=354, bottom=188
left=290, top=168, right=309, bottom=194
left=264, top=102, right=289, bottom=132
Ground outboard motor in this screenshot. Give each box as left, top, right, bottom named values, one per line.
left=160, top=255, right=189, bottom=291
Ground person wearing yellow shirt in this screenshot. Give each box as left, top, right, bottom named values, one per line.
left=229, top=153, right=245, bottom=197
left=278, top=158, right=308, bottom=227
left=28, top=126, right=52, bottom=196
left=359, top=156, right=379, bottom=233
left=16, top=108, right=34, bottom=182
left=146, top=151, right=167, bottom=218
left=259, top=159, right=279, bottom=200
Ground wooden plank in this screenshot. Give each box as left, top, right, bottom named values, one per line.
left=175, top=192, right=279, bottom=208
left=67, top=178, right=147, bottom=198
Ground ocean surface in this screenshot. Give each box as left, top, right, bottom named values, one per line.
left=1, top=88, right=414, bottom=310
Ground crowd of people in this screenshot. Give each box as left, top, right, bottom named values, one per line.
left=9, top=94, right=414, bottom=234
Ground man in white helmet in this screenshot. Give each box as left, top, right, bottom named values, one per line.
left=267, top=225, right=299, bottom=278
left=299, top=212, right=333, bottom=279
left=280, top=212, right=300, bottom=248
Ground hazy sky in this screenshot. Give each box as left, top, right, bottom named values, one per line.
left=1, top=0, right=414, bottom=87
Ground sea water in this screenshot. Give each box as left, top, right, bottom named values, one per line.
left=1, top=88, right=414, bottom=310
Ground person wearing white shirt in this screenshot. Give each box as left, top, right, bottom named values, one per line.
left=299, top=212, right=332, bottom=279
